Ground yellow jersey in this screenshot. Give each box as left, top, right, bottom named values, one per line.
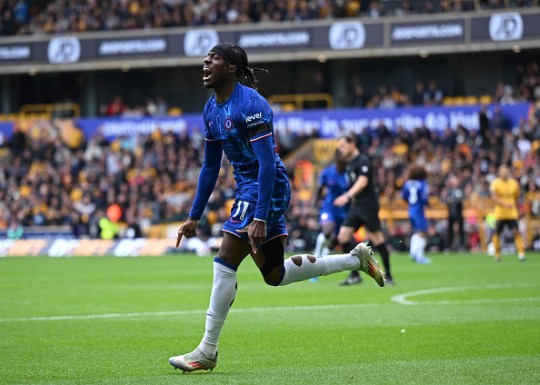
left=490, top=177, right=520, bottom=220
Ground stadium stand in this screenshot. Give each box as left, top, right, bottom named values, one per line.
left=71, top=60, right=535, bottom=117
left=2, top=0, right=538, bottom=36
left=0, top=103, right=538, bottom=254
left=73, top=62, right=540, bottom=115
left=1, top=1, right=539, bottom=256
left=284, top=108, right=540, bottom=252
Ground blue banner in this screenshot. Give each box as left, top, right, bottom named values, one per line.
left=272, top=103, right=531, bottom=137
left=0, top=122, right=11, bottom=145
left=75, top=114, right=205, bottom=140
left=0, top=103, right=532, bottom=140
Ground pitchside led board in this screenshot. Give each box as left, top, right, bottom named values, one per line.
left=0, top=238, right=175, bottom=257
left=0, top=9, right=539, bottom=71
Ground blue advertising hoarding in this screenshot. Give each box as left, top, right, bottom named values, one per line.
left=0, top=103, right=532, bottom=141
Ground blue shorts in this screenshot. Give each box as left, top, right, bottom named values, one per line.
left=410, top=213, right=428, bottom=232
left=223, top=184, right=291, bottom=244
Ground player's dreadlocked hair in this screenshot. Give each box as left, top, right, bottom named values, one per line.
left=408, top=164, right=428, bottom=181
left=210, top=43, right=268, bottom=90
left=228, top=44, right=268, bottom=89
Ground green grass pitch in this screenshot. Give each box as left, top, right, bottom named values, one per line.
left=1, top=252, right=539, bottom=385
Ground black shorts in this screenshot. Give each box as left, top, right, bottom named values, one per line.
left=495, top=220, right=518, bottom=234
left=343, top=206, right=382, bottom=232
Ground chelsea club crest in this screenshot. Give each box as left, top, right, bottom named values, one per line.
left=223, top=117, right=234, bottom=131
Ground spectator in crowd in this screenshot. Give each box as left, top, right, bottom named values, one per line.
left=351, top=84, right=369, bottom=108
left=367, top=0, right=385, bottom=18
left=7, top=219, right=24, bottom=239
left=412, top=81, right=426, bottom=106
left=106, top=96, right=127, bottom=117
left=424, top=80, right=444, bottom=106
left=155, top=96, right=169, bottom=116
left=494, top=82, right=516, bottom=105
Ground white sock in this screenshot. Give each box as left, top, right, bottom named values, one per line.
left=410, top=233, right=420, bottom=261
left=417, top=236, right=427, bottom=260
left=197, top=259, right=237, bottom=358
left=314, top=232, right=328, bottom=256
left=279, top=253, right=359, bottom=286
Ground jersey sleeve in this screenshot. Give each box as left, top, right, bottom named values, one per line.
left=356, top=157, right=371, bottom=177
left=202, top=100, right=216, bottom=141
left=243, top=93, right=276, bottom=222
left=243, top=95, right=273, bottom=139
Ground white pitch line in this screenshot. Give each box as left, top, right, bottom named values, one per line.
left=391, top=283, right=539, bottom=305
left=0, top=303, right=383, bottom=323
left=3, top=284, right=538, bottom=323
left=406, top=297, right=540, bottom=306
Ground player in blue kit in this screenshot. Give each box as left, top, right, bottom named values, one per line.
left=401, top=164, right=431, bottom=264
left=168, top=43, right=385, bottom=373
left=313, top=149, right=350, bottom=258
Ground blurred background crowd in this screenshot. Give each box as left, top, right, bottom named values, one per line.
left=1, top=0, right=537, bottom=36
left=1, top=102, right=539, bottom=252
left=1, top=0, right=539, bottom=255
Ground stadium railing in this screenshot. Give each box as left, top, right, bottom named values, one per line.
left=268, top=93, right=334, bottom=111
left=19, top=103, right=81, bottom=118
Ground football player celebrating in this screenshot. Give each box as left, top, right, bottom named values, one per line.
left=168, top=43, right=385, bottom=373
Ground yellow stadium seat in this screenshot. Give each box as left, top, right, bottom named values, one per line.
left=453, top=96, right=466, bottom=105
left=280, top=103, right=296, bottom=112
left=168, top=107, right=183, bottom=116
left=464, top=96, right=478, bottom=105
left=479, top=95, right=493, bottom=105
left=443, top=97, right=455, bottom=106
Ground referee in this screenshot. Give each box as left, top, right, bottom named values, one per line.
left=334, top=134, right=394, bottom=285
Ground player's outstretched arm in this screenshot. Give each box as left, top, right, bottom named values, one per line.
left=175, top=140, right=222, bottom=247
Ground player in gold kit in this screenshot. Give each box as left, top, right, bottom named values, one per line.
left=489, top=165, right=526, bottom=262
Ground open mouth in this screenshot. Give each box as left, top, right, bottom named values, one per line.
left=202, top=67, right=212, bottom=81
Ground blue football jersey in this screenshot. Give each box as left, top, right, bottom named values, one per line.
left=202, top=83, right=290, bottom=229
left=402, top=179, right=429, bottom=232
left=203, top=83, right=286, bottom=187
left=402, top=179, right=429, bottom=213
left=319, top=164, right=350, bottom=214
